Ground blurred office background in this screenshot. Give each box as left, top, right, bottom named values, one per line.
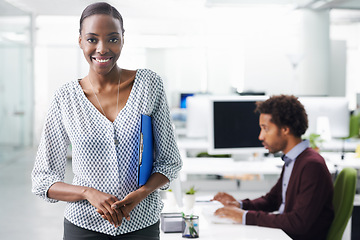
left=1, top=0, right=360, bottom=239
left=1, top=0, right=360, bottom=150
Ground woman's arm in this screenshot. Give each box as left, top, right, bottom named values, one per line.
left=48, top=182, right=124, bottom=227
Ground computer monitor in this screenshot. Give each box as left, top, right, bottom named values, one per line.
left=298, top=97, right=350, bottom=139
left=180, top=93, right=194, bottom=109
left=186, top=95, right=211, bottom=139
left=207, top=96, right=268, bottom=155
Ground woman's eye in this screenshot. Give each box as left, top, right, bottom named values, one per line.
left=87, top=39, right=96, bottom=43
left=110, top=38, right=119, bottom=43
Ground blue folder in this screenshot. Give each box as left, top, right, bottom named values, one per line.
left=138, top=114, right=154, bottom=187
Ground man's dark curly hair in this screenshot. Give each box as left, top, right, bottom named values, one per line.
left=255, top=95, right=308, bottom=138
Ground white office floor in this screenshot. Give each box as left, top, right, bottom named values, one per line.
left=0, top=148, right=67, bottom=240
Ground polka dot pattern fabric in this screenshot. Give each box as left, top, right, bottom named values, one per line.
left=31, top=69, right=182, bottom=236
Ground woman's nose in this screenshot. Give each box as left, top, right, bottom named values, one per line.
left=97, top=41, right=109, bottom=54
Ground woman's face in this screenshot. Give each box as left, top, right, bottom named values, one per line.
left=79, top=14, right=124, bottom=76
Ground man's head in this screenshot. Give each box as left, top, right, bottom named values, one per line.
left=255, top=95, right=308, bottom=154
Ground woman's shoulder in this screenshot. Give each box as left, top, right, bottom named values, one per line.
left=54, top=80, right=81, bottom=99
left=136, top=69, right=161, bottom=80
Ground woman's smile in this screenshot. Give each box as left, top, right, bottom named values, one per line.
left=91, top=57, right=113, bottom=66
left=92, top=56, right=113, bottom=64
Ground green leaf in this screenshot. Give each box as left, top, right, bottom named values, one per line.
left=185, top=186, right=197, bottom=195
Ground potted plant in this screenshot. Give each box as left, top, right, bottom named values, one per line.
left=183, top=186, right=197, bottom=212
left=306, top=133, right=324, bottom=152
left=165, top=189, right=178, bottom=210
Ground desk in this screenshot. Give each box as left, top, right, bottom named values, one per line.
left=181, top=157, right=284, bottom=176
left=160, top=224, right=291, bottom=239
left=160, top=202, right=291, bottom=240
left=177, top=137, right=337, bottom=178
left=181, top=156, right=337, bottom=177
left=322, top=152, right=360, bottom=169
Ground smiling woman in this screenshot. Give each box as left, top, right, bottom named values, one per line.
left=79, top=14, right=123, bottom=77
left=31, top=2, right=182, bottom=240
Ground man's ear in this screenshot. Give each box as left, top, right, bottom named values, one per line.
left=78, top=35, right=83, bottom=49
left=282, top=126, right=290, bottom=136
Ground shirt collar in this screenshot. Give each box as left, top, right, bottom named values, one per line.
left=283, top=139, right=310, bottom=162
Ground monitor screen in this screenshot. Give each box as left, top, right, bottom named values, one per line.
left=180, top=93, right=194, bottom=109
left=208, top=96, right=268, bottom=155
left=186, top=95, right=211, bottom=138
left=298, top=97, right=350, bottom=139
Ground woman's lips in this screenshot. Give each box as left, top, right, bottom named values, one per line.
left=92, top=57, right=113, bottom=63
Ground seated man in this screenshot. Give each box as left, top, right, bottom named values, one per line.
left=213, top=95, right=334, bottom=240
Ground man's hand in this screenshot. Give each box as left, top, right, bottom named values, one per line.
left=212, top=192, right=240, bottom=208
left=214, top=206, right=245, bottom=224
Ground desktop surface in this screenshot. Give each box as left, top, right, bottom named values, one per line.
left=160, top=201, right=291, bottom=240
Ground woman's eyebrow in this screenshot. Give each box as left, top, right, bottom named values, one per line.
left=85, top=32, right=120, bottom=36
left=107, top=32, right=120, bottom=36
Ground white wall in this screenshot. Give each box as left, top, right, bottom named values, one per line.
left=33, top=7, right=360, bottom=144
left=331, top=23, right=360, bottom=109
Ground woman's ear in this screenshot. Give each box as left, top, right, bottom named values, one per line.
left=78, top=35, right=83, bottom=49
left=120, top=35, right=125, bottom=49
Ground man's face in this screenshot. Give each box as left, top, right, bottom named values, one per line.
left=258, top=113, right=287, bottom=154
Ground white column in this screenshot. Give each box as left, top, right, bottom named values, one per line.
left=298, top=9, right=330, bottom=96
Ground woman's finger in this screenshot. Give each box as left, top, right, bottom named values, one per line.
left=120, top=205, right=131, bottom=221
left=113, top=207, right=124, bottom=225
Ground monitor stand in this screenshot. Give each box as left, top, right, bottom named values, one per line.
left=232, top=152, right=264, bottom=161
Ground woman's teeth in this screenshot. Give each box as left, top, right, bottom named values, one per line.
left=95, top=58, right=110, bottom=63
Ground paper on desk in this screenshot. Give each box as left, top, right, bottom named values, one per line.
left=201, top=201, right=237, bottom=224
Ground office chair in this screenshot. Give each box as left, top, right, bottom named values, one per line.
left=327, top=167, right=357, bottom=240
left=349, top=113, right=360, bottom=138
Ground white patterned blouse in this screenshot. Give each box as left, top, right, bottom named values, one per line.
left=31, top=69, right=182, bottom=236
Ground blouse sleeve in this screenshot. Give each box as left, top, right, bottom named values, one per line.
left=151, top=73, right=182, bottom=190
left=31, top=94, right=70, bottom=203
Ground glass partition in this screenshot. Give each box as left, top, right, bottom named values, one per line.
left=0, top=2, right=33, bottom=159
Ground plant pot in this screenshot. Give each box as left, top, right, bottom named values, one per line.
left=183, top=194, right=196, bottom=212
left=166, top=191, right=178, bottom=211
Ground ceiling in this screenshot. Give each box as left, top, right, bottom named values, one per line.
left=1, top=0, right=360, bottom=17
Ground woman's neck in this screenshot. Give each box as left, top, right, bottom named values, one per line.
left=88, top=67, right=122, bottom=88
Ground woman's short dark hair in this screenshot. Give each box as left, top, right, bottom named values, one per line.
left=79, top=2, right=125, bottom=35
left=255, top=95, right=308, bottom=137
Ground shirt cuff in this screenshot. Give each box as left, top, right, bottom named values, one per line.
left=242, top=210, right=248, bottom=225
left=238, top=200, right=243, bottom=209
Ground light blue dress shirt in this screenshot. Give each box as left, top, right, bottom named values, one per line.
left=278, top=140, right=310, bottom=213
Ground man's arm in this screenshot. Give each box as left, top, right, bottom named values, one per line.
left=241, top=170, right=283, bottom=212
